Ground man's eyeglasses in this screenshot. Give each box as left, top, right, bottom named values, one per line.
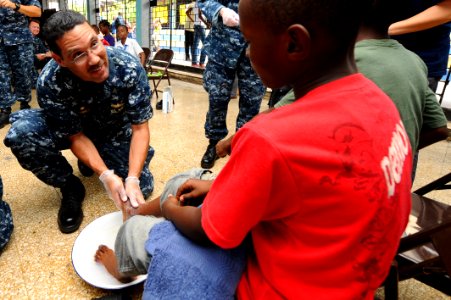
left=70, top=39, right=101, bottom=65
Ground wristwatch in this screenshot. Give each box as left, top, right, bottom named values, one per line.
left=14, top=3, right=21, bottom=11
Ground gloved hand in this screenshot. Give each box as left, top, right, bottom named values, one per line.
left=220, top=7, right=239, bottom=27
left=125, top=176, right=145, bottom=208
left=99, top=169, right=127, bottom=209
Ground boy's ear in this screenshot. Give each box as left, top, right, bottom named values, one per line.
left=286, top=24, right=310, bottom=60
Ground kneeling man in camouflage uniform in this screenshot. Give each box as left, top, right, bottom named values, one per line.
left=4, top=10, right=155, bottom=234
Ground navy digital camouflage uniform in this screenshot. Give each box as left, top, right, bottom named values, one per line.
left=4, top=47, right=155, bottom=197
left=0, top=176, right=14, bottom=251
left=0, top=0, right=40, bottom=109
left=198, top=0, right=265, bottom=141
left=31, top=35, right=50, bottom=85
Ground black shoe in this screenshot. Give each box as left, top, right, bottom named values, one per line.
left=201, top=142, right=219, bottom=169
left=19, top=102, right=31, bottom=110
left=156, top=100, right=163, bottom=110
left=77, top=160, right=94, bottom=177
left=58, top=176, right=85, bottom=234
left=0, top=108, right=11, bottom=129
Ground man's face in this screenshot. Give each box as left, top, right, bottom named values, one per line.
left=54, top=22, right=109, bottom=83
left=239, top=0, right=289, bottom=88
left=29, top=21, right=40, bottom=36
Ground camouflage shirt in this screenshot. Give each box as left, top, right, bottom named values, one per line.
left=0, top=0, right=41, bottom=45
left=32, top=35, right=48, bottom=55
left=37, top=47, right=152, bottom=142
left=198, top=0, right=246, bottom=69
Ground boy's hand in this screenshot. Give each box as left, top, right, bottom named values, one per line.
left=216, top=136, right=233, bottom=157
left=176, top=179, right=213, bottom=205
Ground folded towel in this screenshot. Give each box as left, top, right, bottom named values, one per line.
left=143, top=221, right=246, bottom=300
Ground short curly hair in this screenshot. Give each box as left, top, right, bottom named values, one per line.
left=248, top=0, right=368, bottom=56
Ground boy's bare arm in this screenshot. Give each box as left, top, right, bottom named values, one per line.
left=418, top=126, right=450, bottom=149
left=122, top=197, right=162, bottom=221
left=162, top=195, right=211, bottom=245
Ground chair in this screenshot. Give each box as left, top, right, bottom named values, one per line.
left=383, top=193, right=451, bottom=299
left=436, top=51, right=451, bottom=105
left=145, top=48, right=174, bottom=99
left=142, top=47, right=151, bottom=67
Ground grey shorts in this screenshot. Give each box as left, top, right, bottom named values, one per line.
left=159, top=168, right=216, bottom=210
left=115, top=168, right=215, bottom=276
left=114, top=215, right=164, bottom=276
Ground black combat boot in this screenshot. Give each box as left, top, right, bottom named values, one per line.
left=19, top=102, right=31, bottom=110
left=201, top=140, right=219, bottom=169
left=58, top=175, right=85, bottom=233
left=77, top=160, right=94, bottom=177
left=0, top=107, right=11, bottom=129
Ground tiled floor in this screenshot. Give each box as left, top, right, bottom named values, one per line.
left=0, top=78, right=450, bottom=299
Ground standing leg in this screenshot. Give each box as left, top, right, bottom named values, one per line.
left=0, top=42, right=14, bottom=127
left=184, top=30, right=192, bottom=61
left=235, top=54, right=265, bottom=131
left=198, top=26, right=207, bottom=67
left=10, top=43, right=33, bottom=110
left=201, top=61, right=235, bottom=168
left=192, top=26, right=201, bottom=66
left=4, top=109, right=85, bottom=233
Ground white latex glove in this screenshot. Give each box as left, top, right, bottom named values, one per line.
left=125, top=176, right=145, bottom=208
left=220, top=7, right=239, bottom=27
left=99, top=169, right=127, bottom=209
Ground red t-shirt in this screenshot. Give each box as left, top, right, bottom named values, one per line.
left=201, top=74, right=412, bottom=299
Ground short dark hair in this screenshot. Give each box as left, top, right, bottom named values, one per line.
left=361, top=0, right=404, bottom=34
left=42, top=10, right=87, bottom=56
left=99, top=19, right=111, bottom=28
left=250, top=0, right=367, bottom=59
left=29, top=18, right=40, bottom=25
left=116, top=24, right=128, bottom=32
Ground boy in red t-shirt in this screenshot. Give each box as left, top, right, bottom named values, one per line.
left=162, top=0, right=412, bottom=299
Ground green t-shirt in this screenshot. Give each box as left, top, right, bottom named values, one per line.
left=274, top=39, right=447, bottom=152
left=355, top=39, right=447, bottom=152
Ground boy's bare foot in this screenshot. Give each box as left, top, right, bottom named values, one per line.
left=94, top=245, right=134, bottom=283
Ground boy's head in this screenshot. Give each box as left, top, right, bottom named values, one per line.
left=361, top=0, right=404, bottom=35
left=116, top=24, right=128, bottom=40
left=91, top=24, right=101, bottom=34
left=239, top=0, right=366, bottom=90
left=98, top=20, right=111, bottom=34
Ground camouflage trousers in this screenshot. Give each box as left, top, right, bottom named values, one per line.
left=0, top=175, right=13, bottom=251
left=0, top=41, right=33, bottom=109
left=3, top=109, right=154, bottom=197
left=203, top=57, right=265, bottom=141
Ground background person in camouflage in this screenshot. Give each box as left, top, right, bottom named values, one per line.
left=4, top=11, right=155, bottom=234
left=29, top=19, right=51, bottom=87
left=197, top=0, right=265, bottom=169
left=0, top=0, right=42, bottom=128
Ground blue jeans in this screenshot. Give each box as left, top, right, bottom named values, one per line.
left=192, top=25, right=206, bottom=65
